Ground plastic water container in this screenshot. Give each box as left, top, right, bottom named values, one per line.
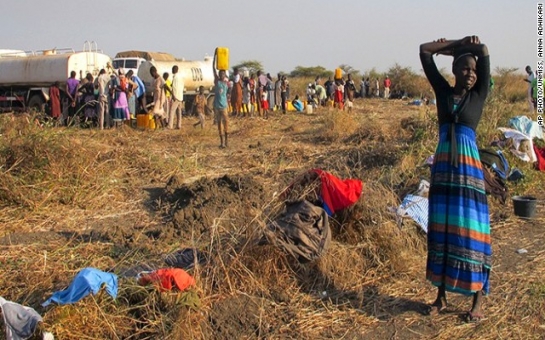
left=215, top=47, right=229, bottom=71
left=148, top=114, right=156, bottom=130
left=136, top=114, right=148, bottom=129
left=335, top=68, right=342, bottom=80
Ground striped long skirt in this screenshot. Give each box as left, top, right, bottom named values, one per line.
left=427, top=124, right=492, bottom=296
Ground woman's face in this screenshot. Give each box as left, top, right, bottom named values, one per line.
left=453, top=56, right=477, bottom=90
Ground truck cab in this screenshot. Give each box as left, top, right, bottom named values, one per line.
left=112, top=57, right=146, bottom=75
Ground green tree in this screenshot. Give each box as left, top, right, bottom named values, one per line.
left=290, top=65, right=333, bottom=78
left=386, top=63, right=428, bottom=97
left=232, top=60, right=264, bottom=74
left=338, top=64, right=361, bottom=78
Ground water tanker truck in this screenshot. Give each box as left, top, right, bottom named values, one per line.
left=135, top=55, right=216, bottom=112
left=0, top=43, right=111, bottom=112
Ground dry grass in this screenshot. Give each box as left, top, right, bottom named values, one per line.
left=0, top=91, right=543, bottom=339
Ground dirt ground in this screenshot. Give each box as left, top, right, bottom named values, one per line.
left=0, top=99, right=544, bottom=339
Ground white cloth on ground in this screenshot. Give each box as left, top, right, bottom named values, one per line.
left=394, top=194, right=429, bottom=233
left=498, top=127, right=537, bottom=162
left=0, top=297, right=46, bottom=340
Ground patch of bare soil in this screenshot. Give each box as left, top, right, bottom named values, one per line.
left=204, top=294, right=298, bottom=339
left=159, top=174, right=270, bottom=243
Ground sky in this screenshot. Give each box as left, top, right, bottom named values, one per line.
left=0, top=0, right=537, bottom=76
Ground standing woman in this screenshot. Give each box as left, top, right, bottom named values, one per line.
left=266, top=73, right=276, bottom=111
left=49, top=81, right=62, bottom=124
left=111, top=69, right=130, bottom=128
left=79, top=73, right=96, bottom=122
left=420, top=36, right=491, bottom=322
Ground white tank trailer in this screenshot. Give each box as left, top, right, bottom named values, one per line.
left=137, top=56, right=216, bottom=112
left=0, top=47, right=111, bottom=112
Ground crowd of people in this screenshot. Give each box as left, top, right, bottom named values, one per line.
left=45, top=60, right=402, bottom=132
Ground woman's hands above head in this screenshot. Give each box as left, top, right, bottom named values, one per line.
left=461, top=35, right=481, bottom=45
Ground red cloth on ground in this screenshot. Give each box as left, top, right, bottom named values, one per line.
left=312, top=169, right=363, bottom=215
left=535, top=145, right=545, bottom=171
left=138, top=268, right=195, bottom=291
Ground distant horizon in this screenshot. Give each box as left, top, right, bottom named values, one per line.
left=0, top=0, right=536, bottom=77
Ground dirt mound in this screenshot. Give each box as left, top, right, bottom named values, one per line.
left=160, top=174, right=270, bottom=243
left=205, top=294, right=297, bottom=338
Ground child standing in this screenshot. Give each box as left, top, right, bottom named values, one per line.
left=192, top=86, right=206, bottom=129
left=261, top=90, right=270, bottom=119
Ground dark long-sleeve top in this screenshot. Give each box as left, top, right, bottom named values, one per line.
left=420, top=53, right=490, bottom=131
left=420, top=52, right=490, bottom=167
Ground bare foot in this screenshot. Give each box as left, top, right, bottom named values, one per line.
left=426, top=297, right=448, bottom=316
left=463, top=311, right=485, bottom=323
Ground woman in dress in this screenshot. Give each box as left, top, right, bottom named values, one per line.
left=79, top=73, right=96, bottom=123
left=111, top=69, right=130, bottom=128
left=420, top=35, right=491, bottom=322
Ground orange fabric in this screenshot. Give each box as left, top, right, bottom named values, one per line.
left=139, top=268, right=195, bottom=291
left=428, top=223, right=491, bottom=244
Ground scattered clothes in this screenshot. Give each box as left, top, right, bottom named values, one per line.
left=535, top=145, right=545, bottom=171
left=508, top=116, right=544, bottom=140
left=479, top=148, right=510, bottom=180
left=42, top=268, right=118, bottom=307
left=416, top=179, right=430, bottom=196
left=265, top=200, right=331, bottom=263
left=423, top=155, right=435, bottom=167
left=395, top=194, right=428, bottom=233
left=408, top=99, right=422, bottom=106
left=0, top=297, right=47, bottom=340
left=137, top=268, right=195, bottom=292
left=42, top=332, right=54, bottom=340
left=164, top=248, right=208, bottom=270
left=311, top=169, right=363, bottom=216
left=497, top=128, right=537, bottom=162
left=507, top=168, right=525, bottom=181
left=482, top=166, right=508, bottom=204
left=118, top=263, right=157, bottom=278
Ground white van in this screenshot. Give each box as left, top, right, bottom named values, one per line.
left=112, top=57, right=146, bottom=75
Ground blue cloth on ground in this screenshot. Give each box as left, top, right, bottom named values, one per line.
left=42, top=267, right=118, bottom=307
left=508, top=115, right=544, bottom=140
left=397, top=194, right=428, bottom=233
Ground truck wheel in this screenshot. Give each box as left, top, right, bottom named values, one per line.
left=28, top=95, right=45, bottom=112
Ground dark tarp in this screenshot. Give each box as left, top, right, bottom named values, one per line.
left=265, top=200, right=331, bottom=263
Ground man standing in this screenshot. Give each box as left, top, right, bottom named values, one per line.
left=231, top=68, right=243, bottom=116
left=150, top=66, right=167, bottom=128
left=274, top=73, right=282, bottom=111
left=383, top=75, right=391, bottom=99
left=95, top=69, right=111, bottom=129
left=345, top=73, right=356, bottom=103
left=66, top=71, right=79, bottom=124
left=525, top=65, right=536, bottom=113
left=169, top=65, right=184, bottom=129
left=213, top=54, right=229, bottom=148
left=126, top=70, right=146, bottom=114
left=281, top=75, right=289, bottom=114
